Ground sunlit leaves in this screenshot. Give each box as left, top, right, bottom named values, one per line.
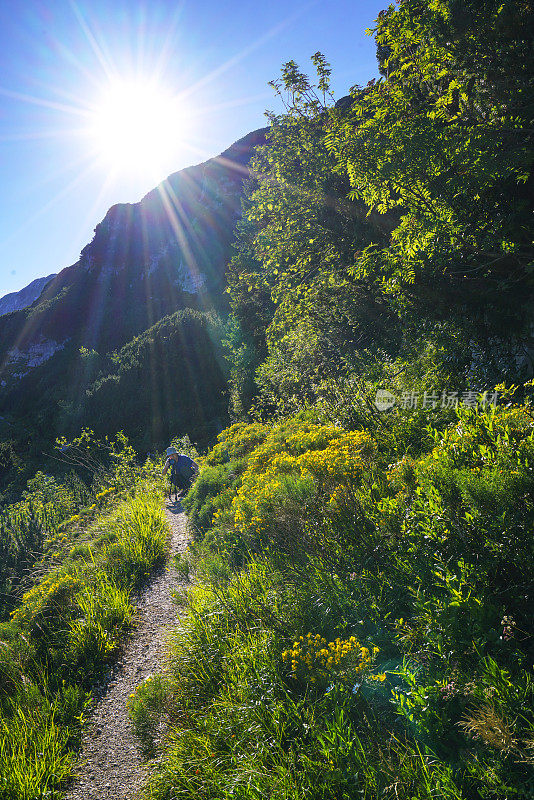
left=327, top=0, right=534, bottom=288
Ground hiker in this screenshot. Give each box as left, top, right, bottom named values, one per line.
left=163, top=446, right=199, bottom=501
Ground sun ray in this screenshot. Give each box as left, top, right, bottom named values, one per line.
left=69, top=0, right=119, bottom=86
left=0, top=85, right=90, bottom=118
left=151, top=2, right=187, bottom=83
left=156, top=181, right=202, bottom=283
left=0, top=126, right=90, bottom=143
left=180, top=3, right=314, bottom=101
left=41, top=36, right=107, bottom=91
left=193, top=91, right=272, bottom=117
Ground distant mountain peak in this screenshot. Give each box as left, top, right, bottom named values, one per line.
left=0, top=274, right=56, bottom=317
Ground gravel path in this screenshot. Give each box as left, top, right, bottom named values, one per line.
left=65, top=501, right=188, bottom=800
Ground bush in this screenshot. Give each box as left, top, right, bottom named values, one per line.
left=141, top=399, right=534, bottom=799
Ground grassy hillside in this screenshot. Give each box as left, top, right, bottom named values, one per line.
left=0, top=437, right=168, bottom=799
left=133, top=398, right=534, bottom=799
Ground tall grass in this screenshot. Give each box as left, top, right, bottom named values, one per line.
left=0, top=431, right=159, bottom=619
left=103, top=496, right=168, bottom=588
left=0, top=471, right=95, bottom=618
left=0, top=704, right=75, bottom=800
left=0, top=482, right=169, bottom=799
left=132, top=408, right=534, bottom=800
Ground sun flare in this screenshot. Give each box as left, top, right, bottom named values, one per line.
left=89, top=79, right=186, bottom=178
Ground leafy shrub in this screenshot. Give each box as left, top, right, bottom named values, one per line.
left=182, top=459, right=243, bottom=536
left=144, top=397, right=534, bottom=799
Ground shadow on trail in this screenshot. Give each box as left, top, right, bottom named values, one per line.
left=165, top=498, right=184, bottom=514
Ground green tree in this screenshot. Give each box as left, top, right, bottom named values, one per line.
left=227, top=55, right=397, bottom=415
left=327, top=0, right=534, bottom=301
left=228, top=3, right=534, bottom=418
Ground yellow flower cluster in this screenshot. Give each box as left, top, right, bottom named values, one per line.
left=227, top=422, right=375, bottom=537
left=96, top=487, right=115, bottom=500
left=11, top=572, right=80, bottom=625
left=297, top=431, right=376, bottom=481
left=62, top=488, right=115, bottom=526
left=128, top=674, right=154, bottom=701
left=207, top=422, right=269, bottom=465
left=328, top=485, right=349, bottom=510
left=282, top=632, right=379, bottom=684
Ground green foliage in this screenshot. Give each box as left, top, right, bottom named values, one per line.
left=169, top=434, right=199, bottom=460
left=227, top=1, right=534, bottom=421
left=0, top=466, right=169, bottom=798
left=3, top=4, right=534, bottom=797
left=183, top=459, right=243, bottom=537
left=68, top=575, right=134, bottom=668
left=0, top=304, right=229, bottom=503
left=0, top=430, right=143, bottom=618
left=226, top=51, right=401, bottom=417
left=328, top=0, right=533, bottom=290
left=199, top=36, right=534, bottom=796
left=102, top=495, right=167, bottom=588
left=128, top=674, right=168, bottom=757
left=55, top=428, right=137, bottom=490
left=142, top=394, right=534, bottom=799
left=0, top=701, right=76, bottom=800
left=84, top=308, right=229, bottom=450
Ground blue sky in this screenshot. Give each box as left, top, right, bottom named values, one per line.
left=0, top=0, right=385, bottom=298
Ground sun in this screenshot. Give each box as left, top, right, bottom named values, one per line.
left=88, top=79, right=186, bottom=178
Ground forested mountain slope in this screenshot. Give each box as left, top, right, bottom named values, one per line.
left=82, top=309, right=228, bottom=449
left=0, top=128, right=266, bottom=496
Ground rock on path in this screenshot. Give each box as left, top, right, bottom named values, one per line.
left=65, top=502, right=188, bottom=800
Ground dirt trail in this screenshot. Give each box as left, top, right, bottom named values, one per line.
left=65, top=501, right=188, bottom=800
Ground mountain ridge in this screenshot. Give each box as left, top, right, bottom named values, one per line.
left=0, top=273, right=57, bottom=317
left=0, top=126, right=267, bottom=388
left=0, top=125, right=267, bottom=457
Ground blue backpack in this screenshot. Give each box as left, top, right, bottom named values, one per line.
left=170, top=455, right=195, bottom=482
